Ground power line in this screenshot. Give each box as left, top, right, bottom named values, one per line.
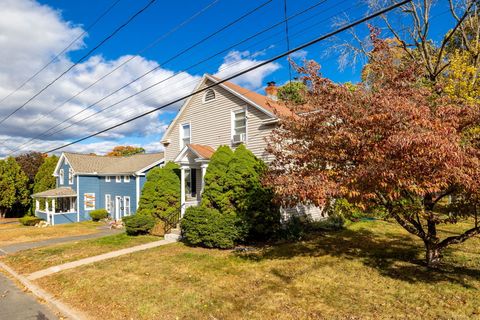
left=0, top=0, right=158, bottom=126
left=283, top=0, right=292, bottom=82
left=9, top=0, right=337, bottom=154
left=0, top=0, right=122, bottom=106
left=6, top=0, right=275, bottom=153
left=0, top=0, right=221, bottom=150
left=42, top=0, right=412, bottom=154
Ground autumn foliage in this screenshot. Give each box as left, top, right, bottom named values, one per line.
left=106, top=146, right=145, bottom=157
left=265, top=33, right=480, bottom=266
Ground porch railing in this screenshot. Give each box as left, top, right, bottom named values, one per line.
left=160, top=209, right=181, bottom=234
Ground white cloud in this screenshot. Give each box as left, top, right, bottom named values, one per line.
left=0, top=0, right=280, bottom=157
left=289, top=49, right=308, bottom=60
left=214, top=50, right=281, bottom=90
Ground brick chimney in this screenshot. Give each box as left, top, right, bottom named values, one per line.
left=265, top=81, right=278, bottom=101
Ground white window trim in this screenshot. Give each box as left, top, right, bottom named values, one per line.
left=105, top=176, right=111, bottom=182
left=202, top=89, right=216, bottom=103
left=231, top=107, right=247, bottom=144
left=124, top=196, right=131, bottom=216
left=179, top=122, right=191, bottom=149
left=115, top=176, right=121, bottom=183
left=68, top=168, right=74, bottom=185
left=59, top=169, right=64, bottom=185
left=124, top=176, right=130, bottom=183
left=84, top=193, right=95, bottom=211
left=105, top=194, right=111, bottom=213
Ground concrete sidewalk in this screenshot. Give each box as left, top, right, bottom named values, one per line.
left=28, top=238, right=177, bottom=280
left=0, top=228, right=123, bottom=256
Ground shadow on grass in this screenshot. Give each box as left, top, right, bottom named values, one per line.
left=236, top=223, right=480, bottom=287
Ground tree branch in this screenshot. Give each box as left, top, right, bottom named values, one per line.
left=438, top=225, right=480, bottom=248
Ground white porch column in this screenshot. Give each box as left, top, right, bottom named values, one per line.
left=35, top=199, right=39, bottom=211
left=180, top=166, right=186, bottom=217
left=45, top=200, right=50, bottom=225
left=51, top=199, right=56, bottom=226
left=200, top=163, right=208, bottom=194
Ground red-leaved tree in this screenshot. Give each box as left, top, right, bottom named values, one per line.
left=265, top=33, right=480, bottom=267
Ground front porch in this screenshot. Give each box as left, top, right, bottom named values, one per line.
left=175, top=144, right=215, bottom=216
left=32, top=187, right=78, bottom=225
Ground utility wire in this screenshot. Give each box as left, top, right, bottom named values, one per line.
left=7, top=0, right=275, bottom=152
left=9, top=0, right=335, bottom=154
left=42, top=0, right=412, bottom=154
left=0, top=0, right=122, bottom=106
left=0, top=0, right=158, bottom=126
left=283, top=0, right=292, bottom=82
left=1, top=0, right=221, bottom=148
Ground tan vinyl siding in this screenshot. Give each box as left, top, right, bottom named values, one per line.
left=164, top=79, right=275, bottom=161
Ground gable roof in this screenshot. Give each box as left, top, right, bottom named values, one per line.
left=161, top=74, right=293, bottom=142
left=55, top=152, right=164, bottom=175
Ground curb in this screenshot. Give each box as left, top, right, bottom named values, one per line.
left=0, top=261, right=87, bottom=320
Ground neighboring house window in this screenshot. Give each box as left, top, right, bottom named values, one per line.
left=124, top=197, right=131, bottom=216
left=84, top=193, right=95, bottom=211
left=124, top=176, right=130, bottom=183
left=180, top=123, right=191, bottom=148
left=105, top=194, right=111, bottom=213
left=105, top=176, right=111, bottom=182
left=232, top=110, right=246, bottom=143
left=68, top=168, right=74, bottom=185
left=116, top=176, right=121, bottom=183
left=59, top=169, right=64, bottom=185
left=203, top=89, right=215, bottom=102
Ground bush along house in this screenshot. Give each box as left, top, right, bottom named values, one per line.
left=160, top=74, right=325, bottom=220
left=32, top=152, right=164, bottom=225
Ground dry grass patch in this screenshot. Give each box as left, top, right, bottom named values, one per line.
left=3, top=233, right=160, bottom=274
left=36, top=220, right=480, bottom=320
left=0, top=221, right=103, bottom=246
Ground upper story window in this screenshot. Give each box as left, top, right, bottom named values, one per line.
left=203, top=89, right=215, bottom=103
left=124, top=176, right=130, bottom=183
left=59, top=169, right=64, bottom=185
left=105, top=176, right=111, bottom=182
left=115, top=176, right=121, bottom=183
left=180, top=123, right=191, bottom=148
left=232, top=110, right=246, bottom=144
left=68, top=168, right=74, bottom=185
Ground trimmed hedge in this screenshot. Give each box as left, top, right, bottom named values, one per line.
left=89, top=209, right=109, bottom=221
left=123, top=214, right=155, bottom=236
left=180, top=206, right=239, bottom=249
left=19, top=215, right=42, bottom=226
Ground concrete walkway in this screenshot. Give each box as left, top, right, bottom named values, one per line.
left=0, top=271, right=59, bottom=320
left=28, top=239, right=177, bottom=280
left=0, top=228, right=123, bottom=256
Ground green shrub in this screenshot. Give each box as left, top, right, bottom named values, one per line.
left=89, top=209, right=108, bottom=221
left=278, top=214, right=345, bottom=241
left=123, top=214, right=155, bottom=236
left=19, top=215, right=42, bottom=226
left=137, top=162, right=180, bottom=220
left=181, top=206, right=239, bottom=249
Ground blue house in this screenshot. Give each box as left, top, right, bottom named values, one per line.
left=32, top=152, right=164, bottom=225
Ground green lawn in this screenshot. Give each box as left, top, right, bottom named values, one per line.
left=31, top=220, right=480, bottom=319
left=3, top=233, right=160, bottom=274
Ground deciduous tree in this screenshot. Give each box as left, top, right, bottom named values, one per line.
left=0, top=157, right=30, bottom=218
left=266, top=35, right=480, bottom=267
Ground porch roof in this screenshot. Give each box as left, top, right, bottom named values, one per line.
left=188, top=144, right=215, bottom=160
left=32, top=187, right=76, bottom=198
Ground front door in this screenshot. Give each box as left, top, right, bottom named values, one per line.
left=115, top=196, right=122, bottom=220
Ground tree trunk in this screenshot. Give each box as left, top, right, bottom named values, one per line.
left=425, top=242, right=442, bottom=267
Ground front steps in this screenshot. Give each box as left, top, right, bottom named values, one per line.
left=164, top=227, right=181, bottom=242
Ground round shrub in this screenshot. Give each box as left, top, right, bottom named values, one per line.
left=180, top=206, right=239, bottom=249
left=123, top=214, right=155, bottom=236
left=89, top=209, right=109, bottom=221
left=19, top=215, right=42, bottom=226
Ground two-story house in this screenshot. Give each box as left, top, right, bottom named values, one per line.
left=161, top=74, right=324, bottom=219
left=32, top=152, right=164, bottom=225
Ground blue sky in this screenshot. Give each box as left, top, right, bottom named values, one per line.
left=0, top=0, right=457, bottom=156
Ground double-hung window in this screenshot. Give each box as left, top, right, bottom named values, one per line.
left=105, top=194, right=112, bottom=213
left=124, top=197, right=131, bottom=216
left=59, top=169, right=64, bottom=185
left=181, top=123, right=191, bottom=148
left=232, top=110, right=246, bottom=143
left=68, top=168, right=74, bottom=185
left=105, top=176, right=111, bottom=182
left=124, top=176, right=130, bottom=183
left=115, top=176, right=121, bottom=183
